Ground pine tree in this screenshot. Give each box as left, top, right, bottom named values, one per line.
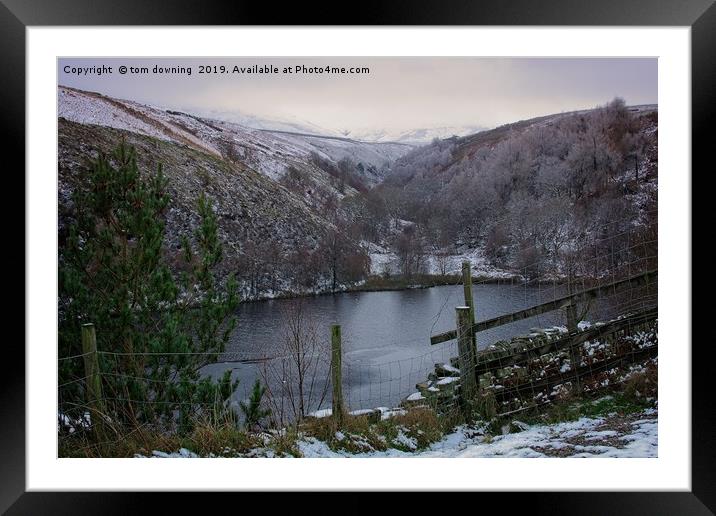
left=59, top=141, right=239, bottom=433
left=239, top=379, right=270, bottom=431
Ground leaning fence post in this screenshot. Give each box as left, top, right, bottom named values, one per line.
left=456, top=306, right=477, bottom=412
left=462, top=261, right=476, bottom=351
left=81, top=323, right=104, bottom=436
left=331, top=324, right=344, bottom=427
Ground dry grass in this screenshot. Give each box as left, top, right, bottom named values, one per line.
left=623, top=361, right=658, bottom=402
left=59, top=423, right=183, bottom=458
left=59, top=361, right=659, bottom=458
left=300, top=406, right=447, bottom=454
left=59, top=415, right=266, bottom=458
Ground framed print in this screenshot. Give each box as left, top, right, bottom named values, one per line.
left=4, top=0, right=711, bottom=512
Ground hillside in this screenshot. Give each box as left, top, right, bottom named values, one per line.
left=58, top=86, right=413, bottom=188
left=58, top=88, right=658, bottom=297
left=341, top=124, right=487, bottom=145
left=58, top=119, right=332, bottom=290
left=58, top=87, right=417, bottom=299
left=347, top=99, right=658, bottom=279
left=197, top=104, right=484, bottom=145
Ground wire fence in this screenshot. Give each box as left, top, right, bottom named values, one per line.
left=58, top=214, right=658, bottom=441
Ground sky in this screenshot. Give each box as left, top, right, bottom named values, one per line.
left=58, top=57, right=657, bottom=134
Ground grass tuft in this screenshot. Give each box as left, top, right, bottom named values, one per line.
left=300, top=406, right=446, bottom=454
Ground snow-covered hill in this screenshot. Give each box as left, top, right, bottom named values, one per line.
left=345, top=125, right=487, bottom=145
left=57, top=86, right=419, bottom=300
left=197, top=107, right=340, bottom=137
left=58, top=119, right=332, bottom=280
left=58, top=86, right=413, bottom=186
left=197, top=105, right=485, bottom=146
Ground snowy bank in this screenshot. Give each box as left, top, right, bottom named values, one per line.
left=297, top=408, right=657, bottom=458
left=136, top=407, right=657, bottom=459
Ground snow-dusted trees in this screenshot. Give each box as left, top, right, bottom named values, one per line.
left=350, top=97, right=657, bottom=278
left=317, top=223, right=370, bottom=292
left=309, top=152, right=368, bottom=193
left=342, top=189, right=390, bottom=242
left=228, top=98, right=656, bottom=292
left=393, top=225, right=427, bottom=279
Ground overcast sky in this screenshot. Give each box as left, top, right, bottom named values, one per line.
left=58, top=57, right=657, bottom=133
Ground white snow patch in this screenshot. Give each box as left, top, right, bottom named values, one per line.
left=393, top=430, right=418, bottom=450
left=309, top=408, right=332, bottom=418
left=441, top=363, right=460, bottom=373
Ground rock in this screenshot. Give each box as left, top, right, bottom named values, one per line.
left=509, top=420, right=529, bottom=433
left=435, top=376, right=460, bottom=390
left=435, top=363, right=460, bottom=377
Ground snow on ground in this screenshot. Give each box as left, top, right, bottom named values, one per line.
left=368, top=250, right=396, bottom=276
left=308, top=406, right=408, bottom=421
left=150, top=448, right=199, bottom=458
left=59, top=87, right=170, bottom=142
left=276, top=132, right=411, bottom=183
left=59, top=86, right=409, bottom=187
left=430, top=245, right=517, bottom=278
left=137, top=407, right=657, bottom=458
left=441, top=363, right=460, bottom=374
left=57, top=411, right=91, bottom=434
left=297, top=409, right=657, bottom=458
left=347, top=124, right=485, bottom=145
left=367, top=243, right=516, bottom=279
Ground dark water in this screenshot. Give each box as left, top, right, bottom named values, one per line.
left=202, top=283, right=617, bottom=415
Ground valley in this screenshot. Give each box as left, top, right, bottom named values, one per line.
left=58, top=86, right=657, bottom=301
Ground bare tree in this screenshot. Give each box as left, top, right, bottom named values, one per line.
left=260, top=301, right=330, bottom=427
left=317, top=222, right=370, bottom=292
left=394, top=225, right=427, bottom=279
left=238, top=240, right=262, bottom=299
left=434, top=249, right=450, bottom=276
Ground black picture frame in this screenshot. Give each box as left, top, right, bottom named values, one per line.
left=3, top=0, right=709, bottom=513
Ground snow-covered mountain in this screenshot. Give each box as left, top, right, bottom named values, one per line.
left=58, top=86, right=413, bottom=186
left=197, top=108, right=342, bottom=138
left=342, top=125, right=487, bottom=145
left=195, top=106, right=486, bottom=146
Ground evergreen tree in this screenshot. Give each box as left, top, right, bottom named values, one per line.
left=239, top=379, right=270, bottom=431
left=59, top=142, right=239, bottom=433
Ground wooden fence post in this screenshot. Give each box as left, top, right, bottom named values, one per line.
left=456, top=306, right=477, bottom=409
left=462, top=261, right=476, bottom=351
left=564, top=305, right=582, bottom=393
left=331, top=324, right=344, bottom=427
left=81, top=323, right=104, bottom=436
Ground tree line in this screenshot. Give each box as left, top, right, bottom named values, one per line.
left=343, top=98, right=658, bottom=280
